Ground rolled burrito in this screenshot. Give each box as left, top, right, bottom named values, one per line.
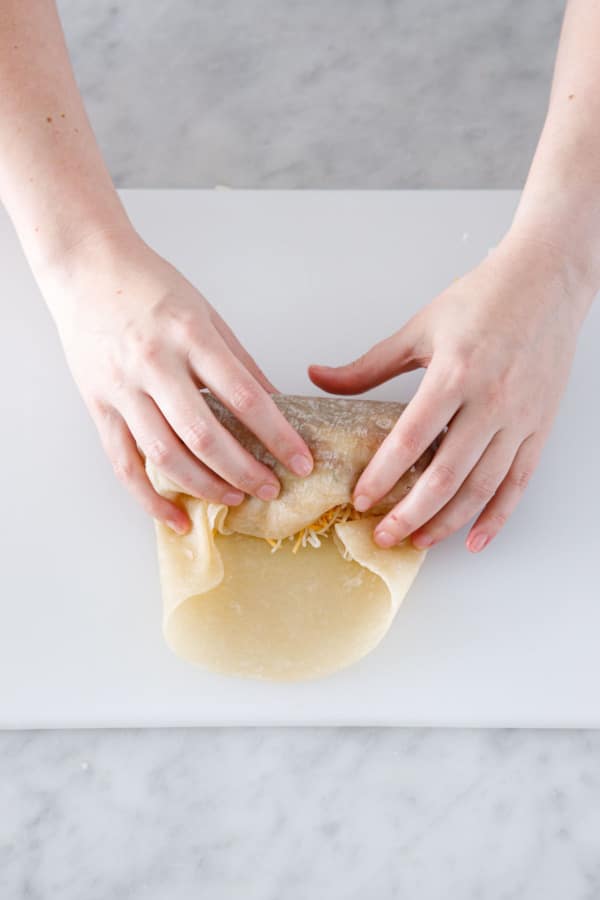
left=146, top=394, right=435, bottom=681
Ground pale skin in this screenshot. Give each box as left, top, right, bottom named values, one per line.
left=0, top=0, right=314, bottom=535
left=311, top=0, right=600, bottom=551
left=1, top=1, right=598, bottom=550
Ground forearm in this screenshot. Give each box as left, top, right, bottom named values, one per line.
left=0, top=0, right=132, bottom=280
left=508, top=0, right=600, bottom=306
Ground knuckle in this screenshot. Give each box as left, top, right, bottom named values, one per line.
left=148, top=293, right=171, bottom=319
left=442, top=357, right=470, bottom=396
left=179, top=470, right=224, bottom=503
left=134, top=337, right=162, bottom=369
left=183, top=418, right=215, bottom=456
left=229, top=381, right=261, bottom=415
left=385, top=508, right=413, bottom=534
left=487, top=509, right=508, bottom=530
left=196, top=482, right=224, bottom=503
left=148, top=292, right=183, bottom=327
left=427, top=521, right=453, bottom=543
left=482, top=381, right=507, bottom=414
left=393, top=427, right=421, bottom=457
left=145, top=437, right=171, bottom=466
left=174, top=310, right=203, bottom=344
left=347, top=352, right=371, bottom=374
left=90, top=396, right=111, bottom=420
left=509, top=468, right=532, bottom=491
left=426, top=463, right=458, bottom=496
left=111, top=455, right=136, bottom=483
left=467, top=473, right=498, bottom=505
left=144, top=495, right=166, bottom=520
left=167, top=306, right=211, bottom=353
left=235, top=469, right=260, bottom=493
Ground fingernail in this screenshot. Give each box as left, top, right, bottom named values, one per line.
left=412, top=533, right=434, bottom=548
left=374, top=530, right=395, bottom=549
left=469, top=533, right=489, bottom=553
left=290, top=454, right=313, bottom=477
left=354, top=494, right=371, bottom=512
left=223, top=490, right=245, bottom=506
left=257, top=483, right=280, bottom=502
left=167, top=519, right=188, bottom=535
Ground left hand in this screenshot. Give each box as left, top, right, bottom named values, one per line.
left=309, top=233, right=593, bottom=553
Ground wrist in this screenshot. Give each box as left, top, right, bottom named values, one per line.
left=508, top=187, right=600, bottom=297
left=498, top=218, right=598, bottom=327
left=33, top=218, right=145, bottom=323
left=32, top=215, right=140, bottom=282
left=28, top=206, right=136, bottom=273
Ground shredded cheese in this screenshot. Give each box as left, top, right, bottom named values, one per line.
left=264, top=504, right=363, bottom=554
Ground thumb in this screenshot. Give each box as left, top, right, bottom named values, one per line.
left=308, top=321, right=423, bottom=395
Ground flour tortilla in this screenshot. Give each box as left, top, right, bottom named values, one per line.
left=147, top=393, right=434, bottom=681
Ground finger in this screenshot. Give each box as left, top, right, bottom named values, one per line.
left=147, top=364, right=284, bottom=500
left=372, top=405, right=498, bottom=548
left=410, top=429, right=520, bottom=548
left=350, top=359, right=462, bottom=511
left=308, top=318, right=423, bottom=396
left=209, top=308, right=279, bottom=393
left=188, top=331, right=314, bottom=478
left=465, top=433, right=544, bottom=553
left=118, top=391, right=246, bottom=506
left=95, top=406, right=190, bottom=534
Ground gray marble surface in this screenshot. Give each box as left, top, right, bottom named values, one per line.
left=3, top=728, right=600, bottom=898
left=4, top=2, right=596, bottom=898
left=57, top=0, right=564, bottom=189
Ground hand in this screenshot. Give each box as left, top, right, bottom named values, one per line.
left=40, top=228, right=314, bottom=534
left=309, top=233, right=593, bottom=553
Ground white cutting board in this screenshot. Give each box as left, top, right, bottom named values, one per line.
left=1, top=190, right=598, bottom=728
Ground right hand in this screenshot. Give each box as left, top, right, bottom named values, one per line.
left=38, top=227, right=314, bottom=534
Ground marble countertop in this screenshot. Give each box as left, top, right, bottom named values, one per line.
left=56, top=0, right=563, bottom=191
left=3, top=728, right=600, bottom=897
left=4, top=1, right=599, bottom=897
